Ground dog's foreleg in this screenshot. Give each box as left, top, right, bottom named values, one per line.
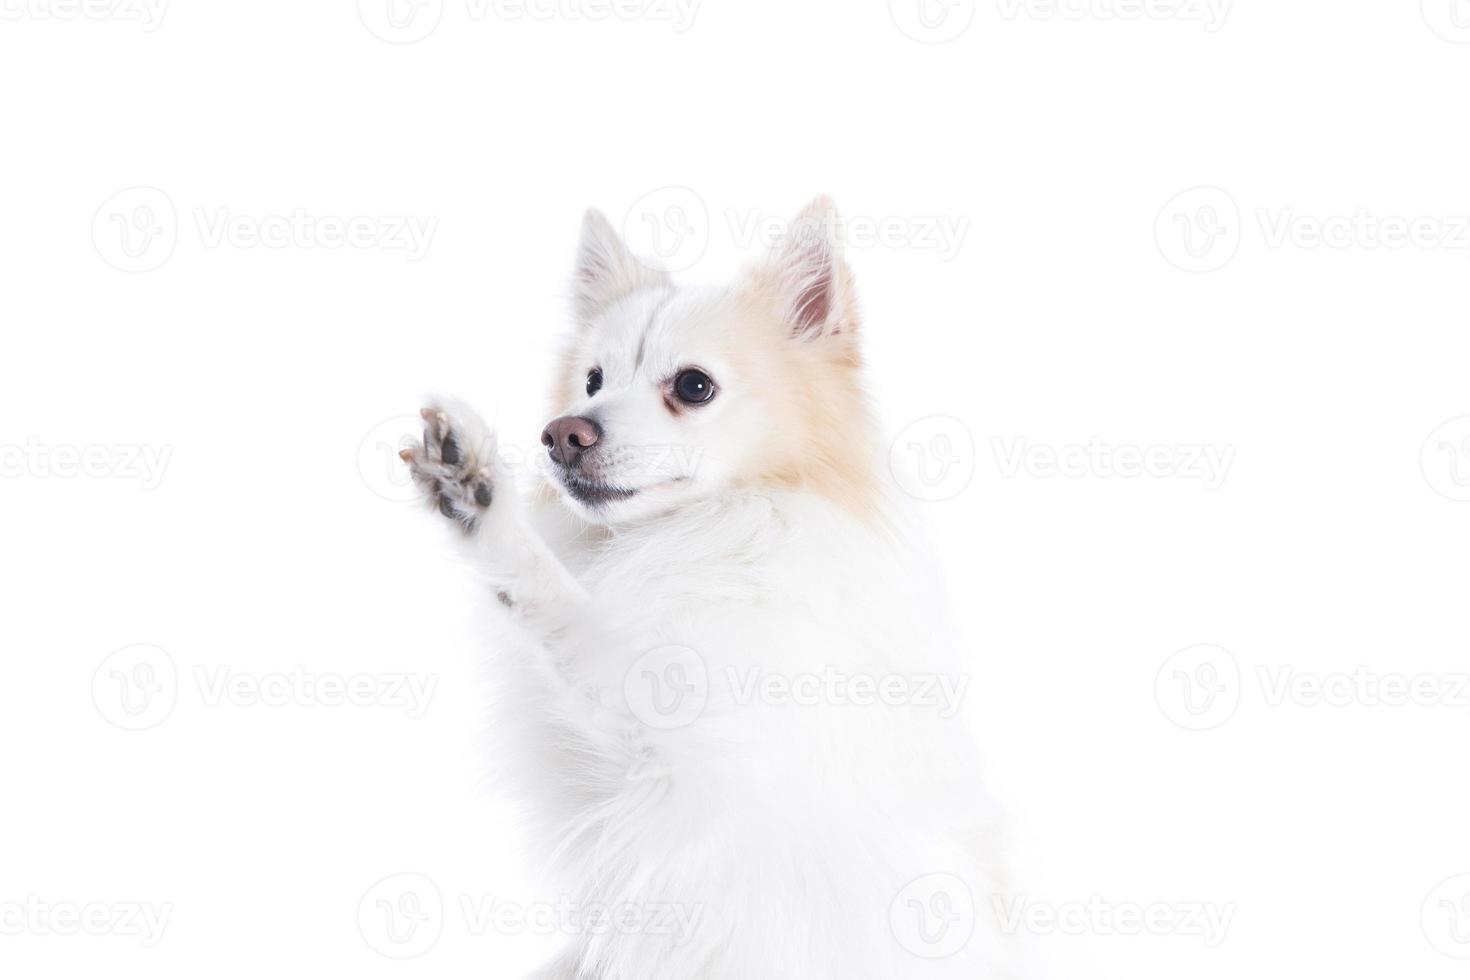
left=469, top=504, right=590, bottom=632
left=401, top=398, right=591, bottom=639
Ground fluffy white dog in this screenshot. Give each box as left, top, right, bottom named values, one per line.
left=401, top=198, right=1007, bottom=979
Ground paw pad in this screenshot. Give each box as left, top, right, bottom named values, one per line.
left=401, top=403, right=496, bottom=532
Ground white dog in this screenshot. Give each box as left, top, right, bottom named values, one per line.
left=401, top=198, right=1008, bottom=979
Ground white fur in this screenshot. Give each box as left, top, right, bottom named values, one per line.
left=405, top=201, right=1013, bottom=979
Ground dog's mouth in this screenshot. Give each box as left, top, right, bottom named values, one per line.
left=558, top=471, right=640, bottom=507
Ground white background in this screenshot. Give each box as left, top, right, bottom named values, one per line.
left=3, top=1, right=1469, bottom=977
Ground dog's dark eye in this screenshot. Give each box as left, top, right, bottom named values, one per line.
left=673, top=369, right=715, bottom=405
left=586, top=368, right=603, bottom=397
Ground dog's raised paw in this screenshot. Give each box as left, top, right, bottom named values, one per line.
left=400, top=402, right=496, bottom=532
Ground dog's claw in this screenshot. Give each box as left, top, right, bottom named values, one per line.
left=402, top=402, right=496, bottom=532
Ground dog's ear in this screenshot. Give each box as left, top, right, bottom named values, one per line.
left=574, top=209, right=669, bottom=325
left=767, top=196, right=859, bottom=340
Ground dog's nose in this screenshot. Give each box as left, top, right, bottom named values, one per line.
left=541, top=415, right=601, bottom=467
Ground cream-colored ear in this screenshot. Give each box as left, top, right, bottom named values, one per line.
left=573, top=209, right=669, bottom=325
left=770, top=196, right=858, bottom=339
